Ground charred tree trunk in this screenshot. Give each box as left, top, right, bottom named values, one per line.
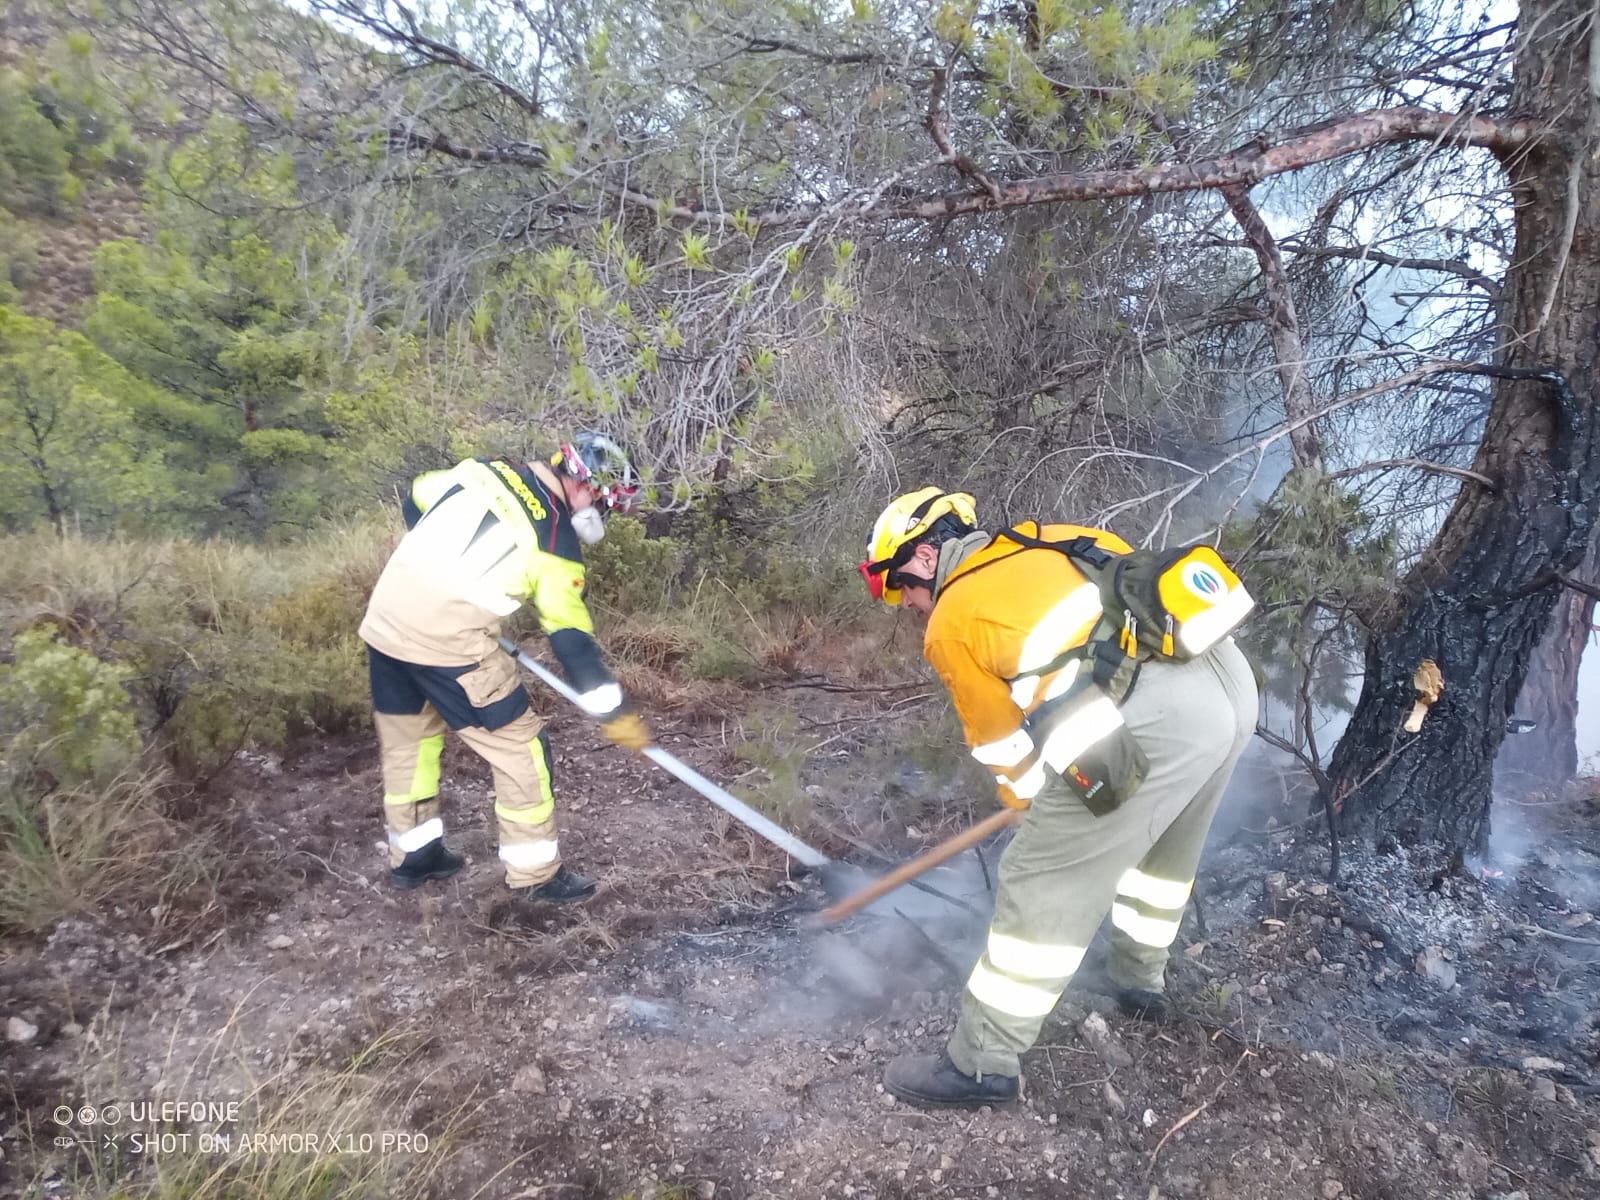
left=1497, top=521, right=1599, bottom=784
left=1328, top=0, right=1600, bottom=853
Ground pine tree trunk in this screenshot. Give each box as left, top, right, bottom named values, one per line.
left=1327, top=0, right=1600, bottom=853
left=1496, top=522, right=1599, bottom=784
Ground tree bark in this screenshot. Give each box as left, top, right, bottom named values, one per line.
left=1327, top=0, right=1600, bottom=852
left=1497, top=521, right=1600, bottom=783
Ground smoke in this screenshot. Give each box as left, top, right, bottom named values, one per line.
left=759, top=850, right=999, bottom=1031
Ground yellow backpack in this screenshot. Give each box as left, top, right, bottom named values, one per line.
left=995, top=528, right=1255, bottom=700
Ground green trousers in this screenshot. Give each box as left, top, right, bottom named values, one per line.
left=948, top=638, right=1258, bottom=1079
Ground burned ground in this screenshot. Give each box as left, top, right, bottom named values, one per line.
left=3, top=688, right=1599, bottom=1199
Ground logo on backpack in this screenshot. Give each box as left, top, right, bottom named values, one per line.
left=1184, top=563, right=1226, bottom=599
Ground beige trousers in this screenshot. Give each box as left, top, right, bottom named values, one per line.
left=376, top=706, right=562, bottom=889
left=948, top=639, right=1258, bottom=1078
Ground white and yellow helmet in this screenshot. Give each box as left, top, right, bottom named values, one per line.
left=859, top=488, right=978, bottom=606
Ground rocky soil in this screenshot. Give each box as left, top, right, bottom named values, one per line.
left=3, top=689, right=1599, bottom=1199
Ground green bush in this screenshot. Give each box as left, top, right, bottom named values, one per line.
left=1225, top=469, right=1396, bottom=711
left=0, top=524, right=388, bottom=778
left=581, top=515, right=685, bottom=613
left=0, top=626, right=216, bottom=936
left=0, top=71, right=77, bottom=217
left=0, top=765, right=214, bottom=933
left=0, top=211, right=40, bottom=299
left=138, top=547, right=377, bottom=774
left=686, top=637, right=760, bottom=683
left=0, top=626, right=140, bottom=787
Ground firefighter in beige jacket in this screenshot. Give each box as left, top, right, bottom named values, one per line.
left=359, top=434, right=651, bottom=902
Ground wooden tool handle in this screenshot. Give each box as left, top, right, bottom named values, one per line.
left=817, top=807, right=1024, bottom=924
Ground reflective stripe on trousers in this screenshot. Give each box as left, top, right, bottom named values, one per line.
left=1111, top=866, right=1192, bottom=948
left=965, top=931, right=1087, bottom=1019
left=946, top=640, right=1259, bottom=1080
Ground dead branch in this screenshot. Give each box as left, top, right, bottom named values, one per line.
left=580, top=108, right=1531, bottom=227
left=1328, top=457, right=1497, bottom=488
left=732, top=32, right=882, bottom=66
left=1146, top=1047, right=1256, bottom=1180
left=924, top=63, right=1002, bottom=203
left=1517, top=923, right=1600, bottom=947
left=1221, top=182, right=1323, bottom=470
left=387, top=128, right=548, bottom=169
left=1279, top=241, right=1503, bottom=299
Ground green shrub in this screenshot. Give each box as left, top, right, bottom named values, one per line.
left=0, top=523, right=388, bottom=778
left=582, top=514, right=685, bottom=613
left=0, top=626, right=140, bottom=787
left=0, top=71, right=77, bottom=217
left=0, top=211, right=40, bottom=299
left=686, top=637, right=760, bottom=683
left=140, top=543, right=378, bottom=774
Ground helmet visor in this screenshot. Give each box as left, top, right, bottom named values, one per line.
left=858, top=560, right=886, bottom=603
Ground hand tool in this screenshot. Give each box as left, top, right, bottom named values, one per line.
left=499, top=636, right=979, bottom=913
left=817, top=807, right=1023, bottom=924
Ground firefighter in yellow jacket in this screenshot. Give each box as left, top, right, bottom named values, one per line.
left=359, top=434, right=652, bottom=903
left=859, top=488, right=1257, bottom=1108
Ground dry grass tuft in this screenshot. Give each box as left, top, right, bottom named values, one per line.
left=0, top=765, right=219, bottom=935
left=18, top=1019, right=468, bottom=1200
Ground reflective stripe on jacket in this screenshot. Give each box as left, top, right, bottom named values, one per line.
left=359, top=457, right=620, bottom=714
left=925, top=523, right=1133, bottom=807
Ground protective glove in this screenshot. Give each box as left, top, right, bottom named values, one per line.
left=600, top=711, right=653, bottom=753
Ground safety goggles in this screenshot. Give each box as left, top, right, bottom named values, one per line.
left=599, top=483, right=640, bottom=515
left=857, top=557, right=920, bottom=603
left=560, top=436, right=638, bottom=515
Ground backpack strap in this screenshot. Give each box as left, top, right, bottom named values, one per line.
left=979, top=526, right=1148, bottom=703
left=991, top=525, right=1118, bottom=571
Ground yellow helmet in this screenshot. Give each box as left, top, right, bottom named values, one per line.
left=859, top=488, right=978, bottom=606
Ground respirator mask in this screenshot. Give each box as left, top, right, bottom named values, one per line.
left=571, top=504, right=607, bottom=545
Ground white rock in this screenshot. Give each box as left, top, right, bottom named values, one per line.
left=268, top=934, right=294, bottom=950
left=512, top=1064, right=547, bottom=1094
left=6, top=1017, right=38, bottom=1044
left=1520, top=1055, right=1566, bottom=1073
left=1415, top=946, right=1456, bottom=989
left=1080, top=1011, right=1134, bottom=1069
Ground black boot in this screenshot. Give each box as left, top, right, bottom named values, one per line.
left=1114, top=986, right=1171, bottom=1022
left=528, top=865, right=596, bottom=904
left=390, top=840, right=465, bottom=890
left=883, top=1053, right=1018, bottom=1109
